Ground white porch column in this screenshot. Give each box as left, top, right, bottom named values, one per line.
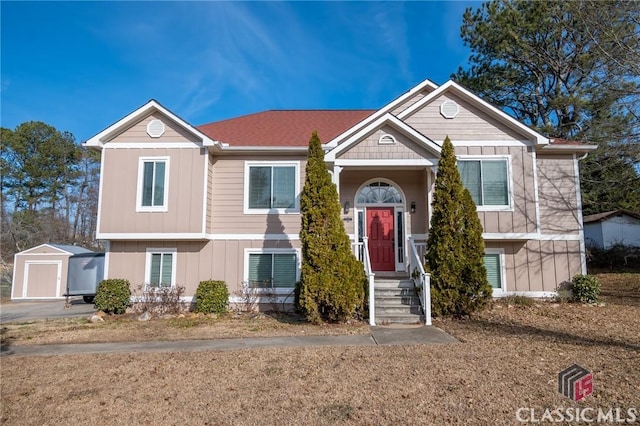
left=332, top=165, right=343, bottom=195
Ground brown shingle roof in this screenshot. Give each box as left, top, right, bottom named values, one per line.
left=196, top=110, right=375, bottom=147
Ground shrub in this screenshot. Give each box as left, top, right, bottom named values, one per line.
left=571, top=274, right=600, bottom=303
left=94, top=279, right=131, bottom=314
left=426, top=137, right=492, bottom=317
left=502, top=295, right=535, bottom=307
left=134, top=284, right=186, bottom=315
left=298, top=131, right=366, bottom=324
left=194, top=280, right=229, bottom=314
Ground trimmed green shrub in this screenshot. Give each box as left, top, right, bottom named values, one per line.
left=194, top=280, right=229, bottom=314
left=571, top=274, right=600, bottom=303
left=426, top=136, right=492, bottom=317
left=298, top=131, right=366, bottom=324
left=94, top=279, right=131, bottom=314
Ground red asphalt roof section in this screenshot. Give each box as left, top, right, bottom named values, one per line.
left=196, top=110, right=375, bottom=147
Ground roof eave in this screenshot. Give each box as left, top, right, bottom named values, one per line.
left=537, top=144, right=598, bottom=154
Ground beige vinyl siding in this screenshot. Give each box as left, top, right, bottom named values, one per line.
left=455, top=146, right=536, bottom=234
left=537, top=154, right=580, bottom=234
left=108, top=239, right=300, bottom=297
left=206, top=154, right=214, bottom=232
left=209, top=156, right=306, bottom=234
left=338, top=126, right=433, bottom=160
left=485, top=240, right=581, bottom=293
left=405, top=93, right=530, bottom=142
left=391, top=87, right=436, bottom=115
left=99, top=148, right=206, bottom=234
left=108, top=112, right=201, bottom=143
left=339, top=169, right=429, bottom=237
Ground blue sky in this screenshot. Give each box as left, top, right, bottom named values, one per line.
left=1, top=1, right=481, bottom=143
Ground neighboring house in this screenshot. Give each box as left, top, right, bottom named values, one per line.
left=85, top=78, right=596, bottom=323
left=583, top=210, right=640, bottom=249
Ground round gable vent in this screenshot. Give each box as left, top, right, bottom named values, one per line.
left=147, top=119, right=165, bottom=138
left=440, top=100, right=460, bottom=119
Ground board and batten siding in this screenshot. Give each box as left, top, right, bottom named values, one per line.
left=405, top=93, right=531, bottom=142
left=486, top=240, right=581, bottom=293
left=455, top=145, right=537, bottom=235
left=107, top=112, right=201, bottom=144
left=99, top=147, right=206, bottom=235
left=208, top=156, right=306, bottom=235
left=536, top=154, right=580, bottom=235
left=108, top=240, right=300, bottom=297
left=338, top=126, right=433, bottom=160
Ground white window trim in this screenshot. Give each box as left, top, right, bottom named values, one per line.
left=484, top=248, right=506, bottom=295
left=144, top=248, right=177, bottom=288
left=136, top=156, right=170, bottom=212
left=457, top=155, right=513, bottom=212
left=243, top=161, right=300, bottom=215
left=243, top=248, right=301, bottom=294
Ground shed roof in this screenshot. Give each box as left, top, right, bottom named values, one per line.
left=583, top=210, right=640, bottom=223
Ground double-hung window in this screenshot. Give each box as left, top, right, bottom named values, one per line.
left=145, top=249, right=176, bottom=288
left=137, top=157, right=169, bottom=212
left=458, top=158, right=510, bottom=209
left=245, top=162, right=299, bottom=213
left=247, top=251, right=298, bottom=289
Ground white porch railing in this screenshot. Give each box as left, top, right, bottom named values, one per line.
left=409, top=238, right=431, bottom=326
left=353, top=238, right=376, bottom=326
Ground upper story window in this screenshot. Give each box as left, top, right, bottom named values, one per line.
left=244, top=162, right=299, bottom=214
left=137, top=157, right=170, bottom=212
left=457, top=157, right=511, bottom=210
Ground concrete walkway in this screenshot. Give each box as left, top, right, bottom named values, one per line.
left=0, top=326, right=457, bottom=357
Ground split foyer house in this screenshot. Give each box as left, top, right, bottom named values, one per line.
left=85, top=78, right=595, bottom=324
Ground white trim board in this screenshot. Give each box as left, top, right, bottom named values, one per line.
left=397, top=80, right=549, bottom=146
left=325, top=113, right=441, bottom=162
left=325, top=78, right=439, bottom=148
left=103, top=142, right=203, bottom=149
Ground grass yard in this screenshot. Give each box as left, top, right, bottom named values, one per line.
left=1, top=273, right=639, bottom=425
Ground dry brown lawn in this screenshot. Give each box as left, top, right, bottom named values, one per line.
left=1, top=273, right=639, bottom=425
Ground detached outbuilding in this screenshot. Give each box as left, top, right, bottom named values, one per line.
left=11, top=244, right=96, bottom=300
left=583, top=210, right=640, bottom=249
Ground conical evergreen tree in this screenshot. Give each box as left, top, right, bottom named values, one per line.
left=298, top=131, right=366, bottom=324
left=426, top=136, right=491, bottom=317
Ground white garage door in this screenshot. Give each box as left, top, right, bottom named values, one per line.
left=24, top=261, right=62, bottom=298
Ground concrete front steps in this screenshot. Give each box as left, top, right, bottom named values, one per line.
left=374, top=275, right=424, bottom=325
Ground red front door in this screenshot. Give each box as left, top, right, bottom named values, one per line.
left=367, top=207, right=395, bottom=271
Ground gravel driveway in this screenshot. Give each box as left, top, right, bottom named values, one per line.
left=0, top=298, right=95, bottom=323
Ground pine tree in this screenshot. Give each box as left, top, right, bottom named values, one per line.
left=298, top=131, right=366, bottom=324
left=426, top=136, right=491, bottom=317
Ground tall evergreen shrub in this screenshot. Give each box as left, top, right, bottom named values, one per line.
left=298, top=131, right=366, bottom=324
left=426, top=136, right=492, bottom=317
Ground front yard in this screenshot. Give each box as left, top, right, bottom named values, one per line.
left=1, top=273, right=638, bottom=425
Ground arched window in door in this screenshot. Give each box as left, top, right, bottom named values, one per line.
left=356, top=181, right=403, bottom=204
